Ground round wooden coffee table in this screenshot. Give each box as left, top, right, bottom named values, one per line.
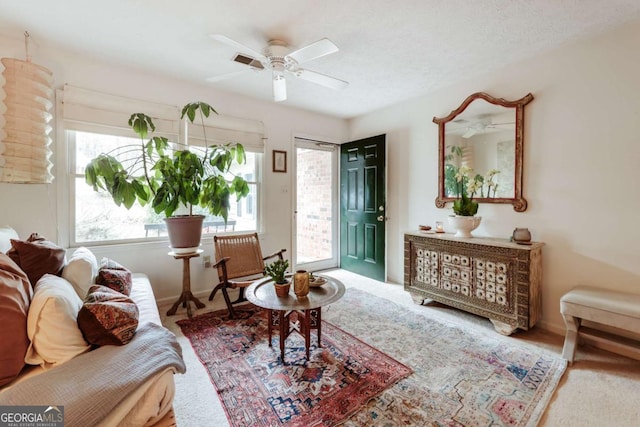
left=246, top=275, right=345, bottom=363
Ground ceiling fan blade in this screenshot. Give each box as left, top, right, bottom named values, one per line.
left=295, top=68, right=349, bottom=90
left=287, top=38, right=339, bottom=64
left=487, top=122, right=515, bottom=129
left=209, top=34, right=266, bottom=60
left=273, top=75, right=287, bottom=102
left=205, top=69, right=257, bottom=83
left=462, top=128, right=478, bottom=139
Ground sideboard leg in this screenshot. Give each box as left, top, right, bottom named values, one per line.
left=490, top=319, right=517, bottom=336
left=410, top=293, right=425, bottom=305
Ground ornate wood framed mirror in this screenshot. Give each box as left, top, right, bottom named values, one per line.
left=433, top=92, right=533, bottom=212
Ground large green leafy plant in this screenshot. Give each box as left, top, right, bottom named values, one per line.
left=85, top=102, right=249, bottom=221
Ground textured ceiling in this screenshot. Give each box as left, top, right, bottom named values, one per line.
left=1, top=0, right=639, bottom=118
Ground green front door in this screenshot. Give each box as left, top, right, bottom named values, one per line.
left=340, top=134, right=386, bottom=281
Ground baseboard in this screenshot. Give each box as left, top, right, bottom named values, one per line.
left=533, top=319, right=640, bottom=361
left=579, top=327, right=640, bottom=361
left=156, top=287, right=239, bottom=306
left=535, top=319, right=565, bottom=336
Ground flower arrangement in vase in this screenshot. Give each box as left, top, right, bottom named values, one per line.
left=448, top=164, right=501, bottom=237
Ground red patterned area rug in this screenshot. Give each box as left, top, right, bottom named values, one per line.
left=177, top=305, right=412, bottom=427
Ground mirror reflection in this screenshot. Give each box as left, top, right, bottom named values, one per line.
left=433, top=92, right=533, bottom=212
left=444, top=100, right=515, bottom=199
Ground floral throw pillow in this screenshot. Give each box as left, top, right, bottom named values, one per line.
left=77, top=285, right=139, bottom=346
left=96, top=258, right=132, bottom=296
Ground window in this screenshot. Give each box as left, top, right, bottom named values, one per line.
left=245, top=173, right=255, bottom=216
left=62, top=85, right=265, bottom=246
left=70, top=130, right=261, bottom=245
left=184, top=151, right=260, bottom=235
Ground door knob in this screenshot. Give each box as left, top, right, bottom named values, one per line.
left=377, top=215, right=385, bottom=222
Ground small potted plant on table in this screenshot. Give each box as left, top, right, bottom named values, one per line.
left=264, top=259, right=290, bottom=297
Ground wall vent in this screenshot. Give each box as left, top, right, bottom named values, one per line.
left=233, top=54, right=264, bottom=69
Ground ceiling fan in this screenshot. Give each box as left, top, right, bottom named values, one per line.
left=208, top=35, right=349, bottom=102
left=449, top=118, right=515, bottom=138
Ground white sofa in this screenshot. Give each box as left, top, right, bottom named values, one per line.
left=0, top=227, right=185, bottom=426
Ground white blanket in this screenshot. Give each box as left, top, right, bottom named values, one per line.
left=0, top=323, right=186, bottom=427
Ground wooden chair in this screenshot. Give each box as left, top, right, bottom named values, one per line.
left=209, top=232, right=286, bottom=318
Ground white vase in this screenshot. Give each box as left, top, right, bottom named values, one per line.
left=448, top=215, right=482, bottom=238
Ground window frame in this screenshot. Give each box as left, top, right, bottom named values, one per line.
left=60, top=86, right=265, bottom=248
left=68, top=128, right=263, bottom=247
left=62, top=93, right=265, bottom=247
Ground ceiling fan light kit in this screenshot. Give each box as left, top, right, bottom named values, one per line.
left=273, top=73, right=286, bottom=102
left=209, top=34, right=349, bottom=102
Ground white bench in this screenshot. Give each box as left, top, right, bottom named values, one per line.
left=560, top=286, right=640, bottom=363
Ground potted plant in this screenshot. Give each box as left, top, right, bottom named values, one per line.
left=85, top=102, right=250, bottom=250
left=264, top=259, right=290, bottom=297
left=449, top=165, right=481, bottom=237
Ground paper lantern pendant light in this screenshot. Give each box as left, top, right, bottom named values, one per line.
left=0, top=32, right=54, bottom=183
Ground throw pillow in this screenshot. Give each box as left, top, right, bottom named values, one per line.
left=0, top=253, right=32, bottom=387
left=77, top=284, right=139, bottom=346
left=62, top=247, right=98, bottom=299
left=8, top=233, right=66, bottom=286
left=25, top=274, right=91, bottom=367
left=96, top=258, right=132, bottom=296
left=0, top=226, right=19, bottom=254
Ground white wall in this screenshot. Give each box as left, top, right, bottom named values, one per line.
left=0, top=35, right=348, bottom=301
left=4, top=19, right=640, bottom=333
left=349, top=19, right=640, bottom=333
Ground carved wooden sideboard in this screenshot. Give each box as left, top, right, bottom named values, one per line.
left=404, top=232, right=544, bottom=335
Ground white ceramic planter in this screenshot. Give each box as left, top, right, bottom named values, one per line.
left=448, top=215, right=482, bottom=238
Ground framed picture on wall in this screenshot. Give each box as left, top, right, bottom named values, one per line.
left=273, top=150, right=287, bottom=173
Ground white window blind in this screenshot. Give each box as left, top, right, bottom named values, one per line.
left=185, top=114, right=265, bottom=153
left=62, top=84, right=266, bottom=152
left=61, top=84, right=180, bottom=139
